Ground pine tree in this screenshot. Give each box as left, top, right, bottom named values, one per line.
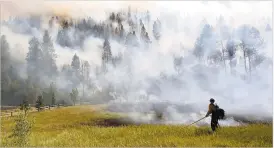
left=42, top=30, right=57, bottom=78
left=61, top=64, right=72, bottom=79
left=116, top=13, right=122, bottom=24
left=112, top=52, right=123, bottom=67
left=52, top=92, right=56, bottom=106
left=24, top=78, right=37, bottom=104
left=80, top=61, right=90, bottom=98
left=20, top=98, right=31, bottom=116
left=102, top=38, right=112, bottom=66
left=26, top=37, right=43, bottom=80
left=1, top=35, right=12, bottom=92
left=141, top=25, right=146, bottom=36
left=1, top=35, right=10, bottom=71
left=71, top=53, right=80, bottom=71
left=140, top=25, right=146, bottom=40
left=49, top=82, right=56, bottom=106
left=109, top=12, right=115, bottom=22
left=193, top=24, right=215, bottom=62
left=193, top=38, right=204, bottom=61
left=71, top=54, right=81, bottom=87
left=70, top=88, right=78, bottom=105
left=35, top=95, right=43, bottom=112
left=56, top=28, right=72, bottom=48
left=8, top=65, right=18, bottom=81
left=153, top=20, right=161, bottom=40
left=119, top=24, right=125, bottom=41
left=11, top=113, right=32, bottom=146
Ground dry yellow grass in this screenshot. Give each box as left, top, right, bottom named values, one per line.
left=1, top=105, right=272, bottom=147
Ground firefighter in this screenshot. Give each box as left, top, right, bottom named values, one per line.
left=205, top=98, right=219, bottom=132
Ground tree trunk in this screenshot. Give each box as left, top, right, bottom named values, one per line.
left=248, top=56, right=252, bottom=77
left=229, top=59, right=232, bottom=74
left=243, top=51, right=248, bottom=74
left=222, top=50, right=226, bottom=73
left=221, top=42, right=226, bottom=73
left=242, top=44, right=248, bottom=75
left=82, top=83, right=84, bottom=105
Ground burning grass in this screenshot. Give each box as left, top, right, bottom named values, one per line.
left=1, top=105, right=272, bottom=147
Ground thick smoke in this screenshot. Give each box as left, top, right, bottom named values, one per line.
left=1, top=1, right=272, bottom=126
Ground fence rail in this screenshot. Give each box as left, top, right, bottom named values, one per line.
left=1, top=104, right=66, bottom=117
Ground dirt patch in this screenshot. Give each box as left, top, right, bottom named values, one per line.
left=94, top=118, right=137, bottom=127
left=80, top=117, right=137, bottom=127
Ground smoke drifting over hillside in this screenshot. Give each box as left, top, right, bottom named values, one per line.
left=1, top=1, right=272, bottom=126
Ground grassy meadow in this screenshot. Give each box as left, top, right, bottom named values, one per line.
left=0, top=105, right=272, bottom=147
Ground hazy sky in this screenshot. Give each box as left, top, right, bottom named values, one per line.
left=1, top=1, right=272, bottom=21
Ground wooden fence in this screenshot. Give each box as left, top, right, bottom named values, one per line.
left=1, top=104, right=66, bottom=117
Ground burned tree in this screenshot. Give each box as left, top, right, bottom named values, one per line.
left=226, top=39, right=237, bottom=74
left=109, top=12, right=116, bottom=22
left=102, top=38, right=112, bottom=71
left=236, top=25, right=264, bottom=75
left=193, top=24, right=215, bottom=63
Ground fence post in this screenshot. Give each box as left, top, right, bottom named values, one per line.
left=11, top=112, right=13, bottom=117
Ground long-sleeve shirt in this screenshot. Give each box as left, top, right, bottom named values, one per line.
left=206, top=103, right=216, bottom=116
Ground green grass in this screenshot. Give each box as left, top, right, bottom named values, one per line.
left=1, top=105, right=272, bottom=147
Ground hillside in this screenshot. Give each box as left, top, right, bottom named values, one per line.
left=1, top=105, right=272, bottom=147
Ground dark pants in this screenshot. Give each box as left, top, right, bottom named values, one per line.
left=211, top=113, right=219, bottom=131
